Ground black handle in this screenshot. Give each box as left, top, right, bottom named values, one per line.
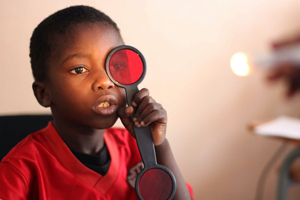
left=133, top=125, right=157, bottom=167
left=126, top=86, right=157, bottom=168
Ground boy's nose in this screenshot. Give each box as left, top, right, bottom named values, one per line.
left=92, top=72, right=114, bottom=91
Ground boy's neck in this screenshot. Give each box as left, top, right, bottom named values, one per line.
left=52, top=119, right=106, bottom=156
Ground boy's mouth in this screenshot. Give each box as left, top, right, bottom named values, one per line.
left=98, top=102, right=111, bottom=108
left=92, top=95, right=118, bottom=115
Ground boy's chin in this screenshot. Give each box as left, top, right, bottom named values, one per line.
left=92, top=118, right=118, bottom=130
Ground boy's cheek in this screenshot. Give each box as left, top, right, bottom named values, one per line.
left=118, top=87, right=126, bottom=104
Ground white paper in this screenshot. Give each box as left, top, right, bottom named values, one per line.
left=254, top=116, right=300, bottom=139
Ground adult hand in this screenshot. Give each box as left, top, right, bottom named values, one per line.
left=266, top=34, right=300, bottom=97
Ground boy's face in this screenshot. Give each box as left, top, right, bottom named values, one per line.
left=45, top=23, right=126, bottom=129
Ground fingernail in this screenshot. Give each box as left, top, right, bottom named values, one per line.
left=140, top=121, right=145, bottom=126
left=133, top=117, right=137, bottom=121
left=134, top=121, right=140, bottom=127
left=132, top=102, right=137, bottom=107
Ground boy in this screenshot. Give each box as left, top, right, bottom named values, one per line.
left=0, top=5, right=193, bottom=199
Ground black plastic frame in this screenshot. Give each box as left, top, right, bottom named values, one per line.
left=105, top=45, right=176, bottom=200
left=135, top=165, right=177, bottom=200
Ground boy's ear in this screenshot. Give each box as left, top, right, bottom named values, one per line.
left=32, top=81, right=51, bottom=107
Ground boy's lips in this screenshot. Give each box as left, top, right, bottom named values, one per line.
left=92, top=94, right=118, bottom=115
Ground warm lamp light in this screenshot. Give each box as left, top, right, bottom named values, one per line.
left=230, top=44, right=300, bottom=76
left=230, top=52, right=251, bottom=76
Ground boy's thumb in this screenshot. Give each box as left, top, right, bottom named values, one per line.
left=118, top=106, right=135, bottom=137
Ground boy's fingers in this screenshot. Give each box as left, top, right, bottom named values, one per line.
left=132, top=88, right=149, bottom=107
left=118, top=106, right=134, bottom=118
left=118, top=106, right=136, bottom=137
left=140, top=109, right=167, bottom=126
left=133, top=96, right=156, bottom=120
left=134, top=103, right=162, bottom=123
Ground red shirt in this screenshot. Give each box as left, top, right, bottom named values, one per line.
left=0, top=122, right=193, bottom=199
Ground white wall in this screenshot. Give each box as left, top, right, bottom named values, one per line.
left=1, top=0, right=300, bottom=199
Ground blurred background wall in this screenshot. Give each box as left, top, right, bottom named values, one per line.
left=1, top=0, right=300, bottom=199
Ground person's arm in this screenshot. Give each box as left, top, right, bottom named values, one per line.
left=118, top=88, right=193, bottom=199
left=155, top=139, right=193, bottom=199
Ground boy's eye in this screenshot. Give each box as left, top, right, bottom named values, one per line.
left=70, top=66, right=88, bottom=74
left=110, top=64, right=126, bottom=71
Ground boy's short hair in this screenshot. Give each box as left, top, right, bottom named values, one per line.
left=30, top=5, right=121, bottom=82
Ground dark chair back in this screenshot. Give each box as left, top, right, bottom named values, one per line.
left=0, top=115, right=52, bottom=161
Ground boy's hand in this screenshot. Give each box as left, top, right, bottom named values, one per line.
left=118, top=88, right=167, bottom=146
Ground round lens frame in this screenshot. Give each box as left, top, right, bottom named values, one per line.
left=135, top=165, right=177, bottom=200
left=105, top=45, right=147, bottom=87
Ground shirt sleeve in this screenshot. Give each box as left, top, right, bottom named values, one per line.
left=0, top=162, right=28, bottom=200
left=186, top=182, right=194, bottom=200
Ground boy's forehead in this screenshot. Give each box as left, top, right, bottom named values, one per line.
left=49, top=23, right=123, bottom=64
left=60, top=23, right=122, bottom=48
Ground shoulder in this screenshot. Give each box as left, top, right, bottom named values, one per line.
left=1, top=129, right=46, bottom=163
left=0, top=130, right=47, bottom=197
left=0, top=123, right=56, bottom=181
left=2, top=122, right=60, bottom=163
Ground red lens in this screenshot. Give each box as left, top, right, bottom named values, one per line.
left=109, top=49, right=143, bottom=85
left=138, top=168, right=173, bottom=200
